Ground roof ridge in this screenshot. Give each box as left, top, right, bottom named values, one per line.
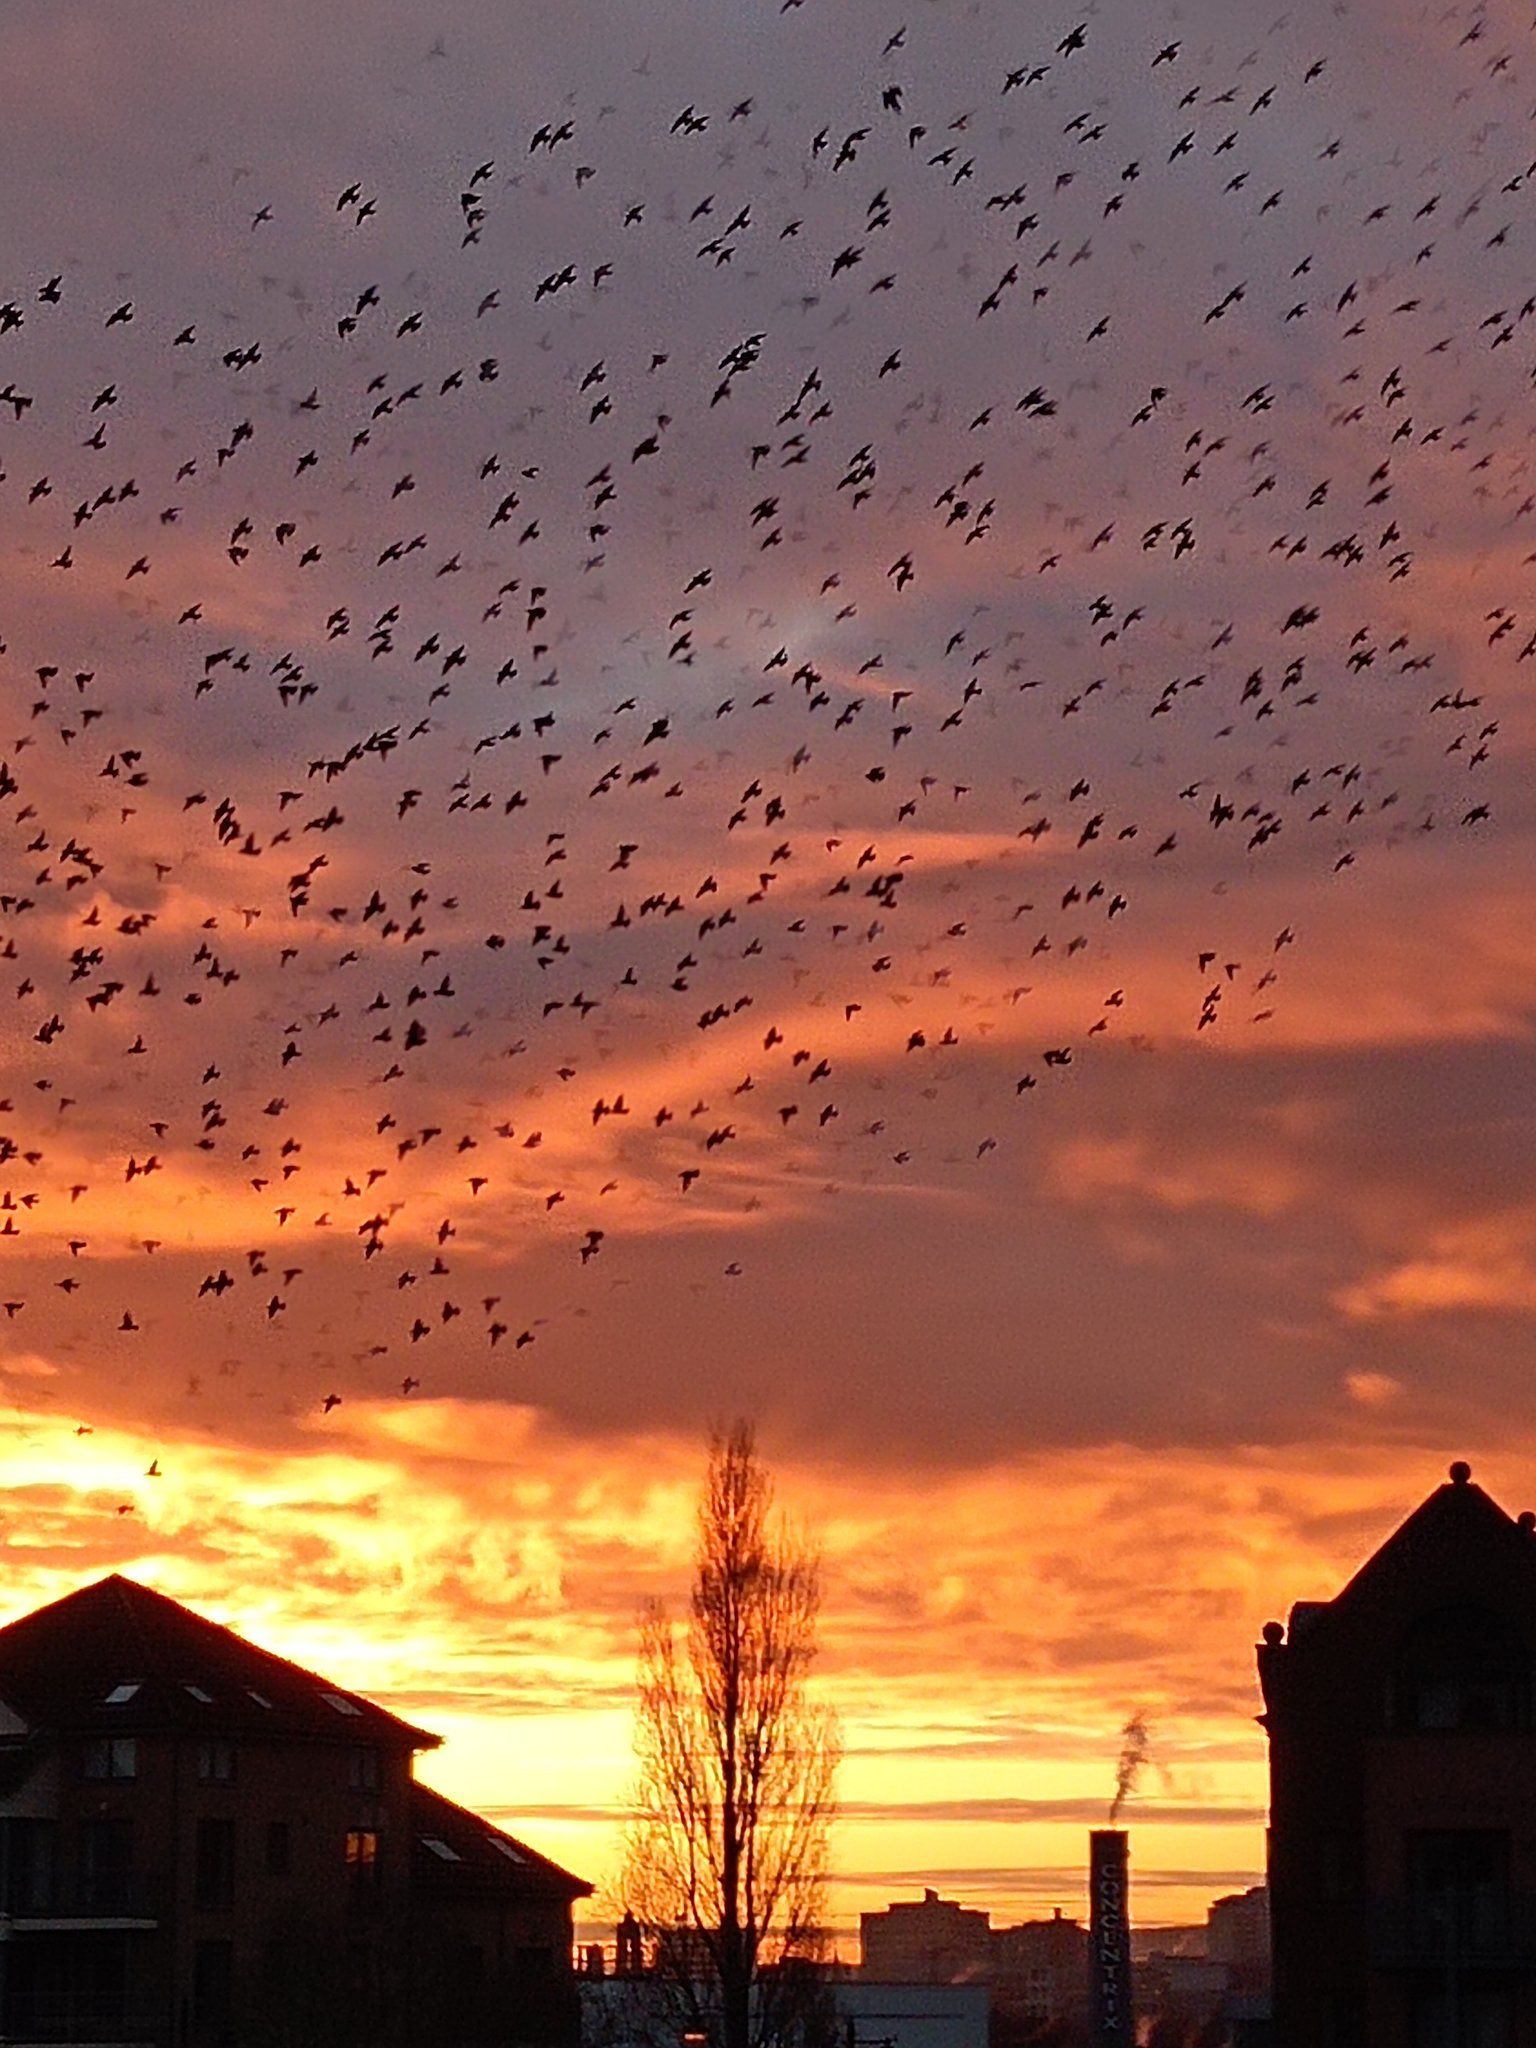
left=105, top=1574, right=168, bottom=1684
left=0, top=1573, right=441, bottom=1749
left=1329, top=1468, right=1532, bottom=1611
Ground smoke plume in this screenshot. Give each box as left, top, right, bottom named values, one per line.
left=1108, top=1713, right=1152, bottom=1824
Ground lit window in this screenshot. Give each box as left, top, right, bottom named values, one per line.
left=421, top=1838, right=461, bottom=1861
left=82, top=1737, right=137, bottom=1781
left=198, top=1740, right=235, bottom=1783
left=321, top=1692, right=362, bottom=1717
left=104, top=1683, right=140, bottom=1706
left=345, top=1829, right=379, bottom=1881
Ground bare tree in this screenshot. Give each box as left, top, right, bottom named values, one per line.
left=624, top=1422, right=840, bottom=2048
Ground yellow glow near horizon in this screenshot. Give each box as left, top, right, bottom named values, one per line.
left=0, top=1394, right=1508, bottom=1939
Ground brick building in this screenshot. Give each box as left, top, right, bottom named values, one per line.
left=0, top=1574, right=590, bottom=2047
left=1259, top=1461, right=1536, bottom=2047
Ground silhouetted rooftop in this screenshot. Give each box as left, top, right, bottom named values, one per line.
left=0, top=1573, right=441, bottom=1749
left=410, top=1781, right=592, bottom=1898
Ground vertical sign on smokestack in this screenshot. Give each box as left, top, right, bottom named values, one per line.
left=1089, top=1829, right=1133, bottom=2047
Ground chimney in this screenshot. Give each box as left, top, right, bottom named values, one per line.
left=1088, top=1829, right=1134, bottom=2047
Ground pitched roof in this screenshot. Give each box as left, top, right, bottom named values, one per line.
left=0, top=1574, right=440, bottom=1750
left=1323, top=1464, right=1536, bottom=1619
left=410, top=1781, right=592, bottom=1898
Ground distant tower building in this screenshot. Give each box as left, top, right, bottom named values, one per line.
left=860, top=1890, right=993, bottom=1982
left=991, top=1907, right=1090, bottom=2027
left=1206, top=1885, right=1270, bottom=1993
left=1259, top=1461, right=1536, bottom=2047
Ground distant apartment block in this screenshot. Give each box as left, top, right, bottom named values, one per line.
left=860, top=1890, right=993, bottom=1985
left=991, top=1906, right=1090, bottom=2025
left=858, top=1889, right=1094, bottom=2033
left=1206, top=1885, right=1270, bottom=1991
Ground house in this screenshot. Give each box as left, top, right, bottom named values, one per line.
left=0, top=1573, right=590, bottom=2047
left=1259, top=1460, right=1536, bottom=2047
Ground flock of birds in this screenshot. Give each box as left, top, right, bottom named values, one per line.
left=0, top=0, right=1526, bottom=1485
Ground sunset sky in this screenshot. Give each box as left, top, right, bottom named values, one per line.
left=3, top=0, right=1535, bottom=1945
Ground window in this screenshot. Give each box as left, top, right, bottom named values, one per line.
left=193, top=1939, right=234, bottom=2036
left=320, top=1691, right=362, bottom=1717
left=1411, top=1983, right=1512, bottom=2048
left=345, top=1828, right=379, bottom=1884
left=104, top=1683, right=140, bottom=1706
left=488, top=1835, right=527, bottom=1864
left=264, top=1821, right=291, bottom=1878
left=246, top=1689, right=273, bottom=1710
left=82, top=1736, right=137, bottom=1781
left=1408, top=1831, right=1511, bottom=1960
left=1394, top=1607, right=1526, bottom=1734
left=81, top=1819, right=133, bottom=1912
left=0, top=1817, right=55, bottom=1913
left=421, top=1837, right=460, bottom=1861
left=73, top=1933, right=131, bottom=2028
left=197, top=1740, right=235, bottom=1783
left=195, top=1817, right=235, bottom=1909
left=347, top=1745, right=380, bottom=1791
left=183, top=1684, right=214, bottom=1705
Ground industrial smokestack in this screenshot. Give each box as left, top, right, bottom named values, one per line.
left=1088, top=1829, right=1134, bottom=2048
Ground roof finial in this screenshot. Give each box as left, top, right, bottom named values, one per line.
left=1449, top=1460, right=1472, bottom=1486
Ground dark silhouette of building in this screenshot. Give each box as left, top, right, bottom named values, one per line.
left=0, top=1573, right=590, bottom=2047
left=1259, top=1461, right=1536, bottom=2048
left=860, top=1890, right=993, bottom=1984
left=1204, top=1888, right=1268, bottom=1995
left=991, top=1907, right=1090, bottom=2030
